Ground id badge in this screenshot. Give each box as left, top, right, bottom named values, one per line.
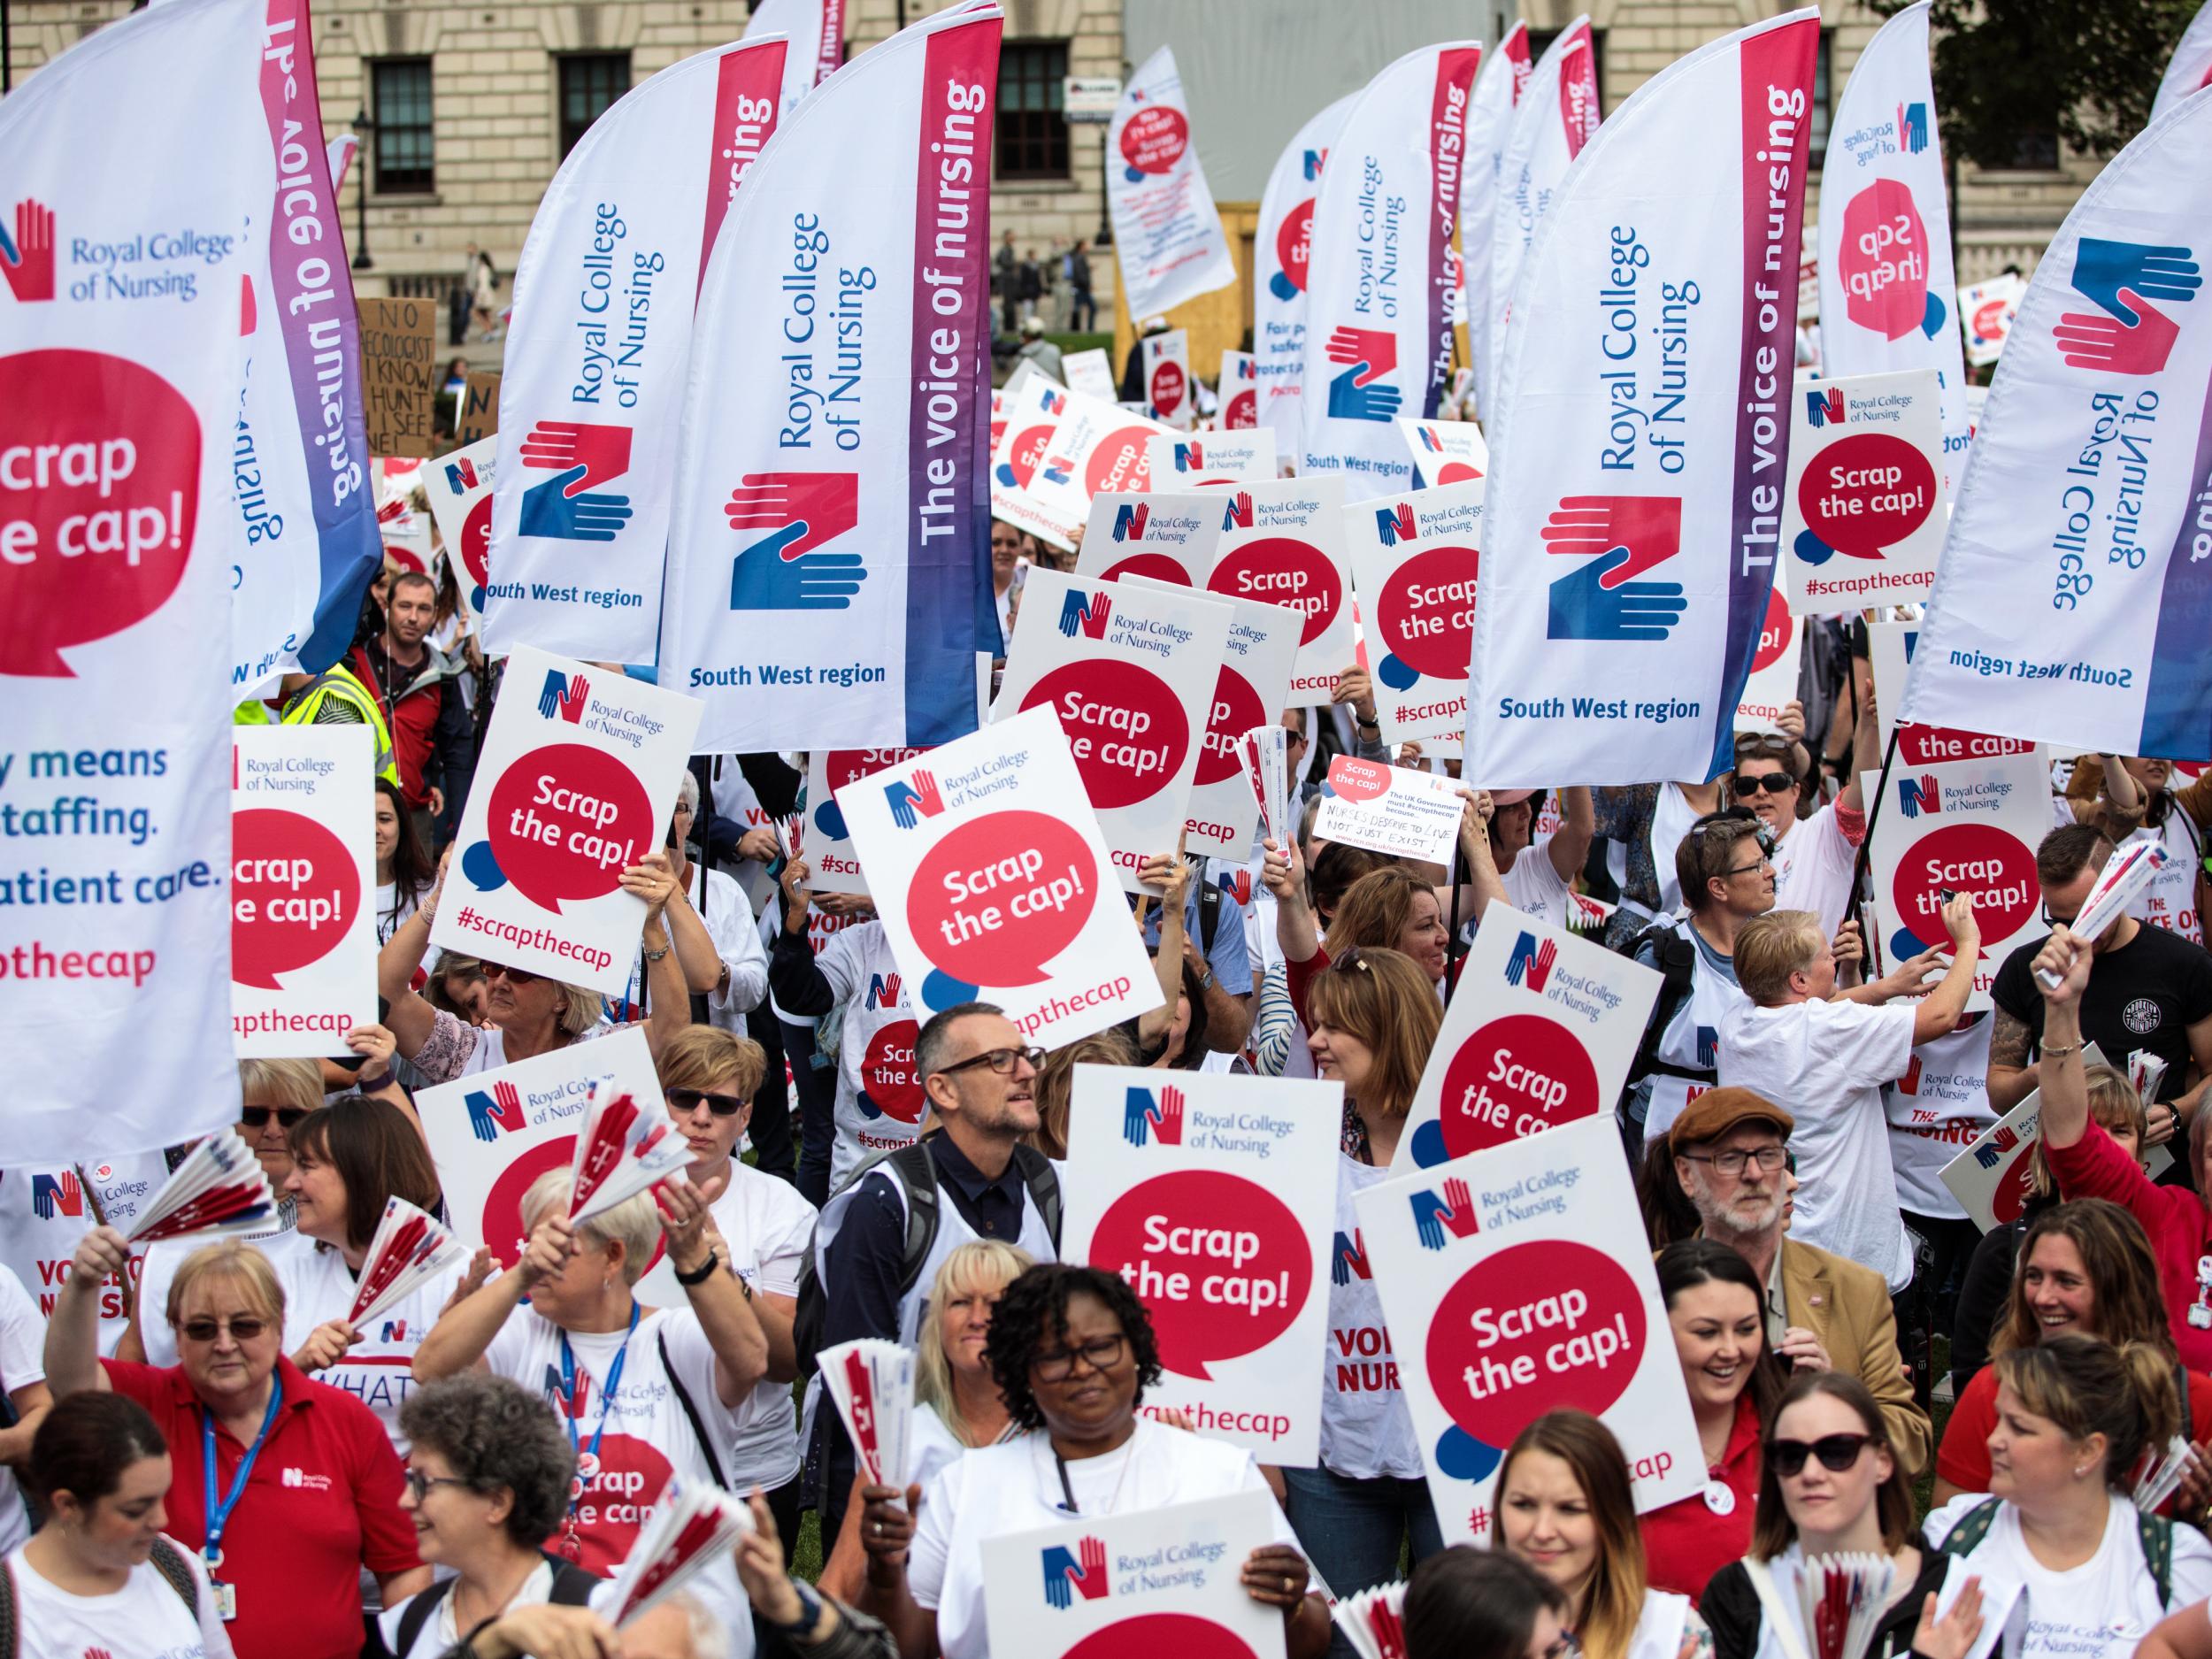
left=213, top=1580, right=238, bottom=1622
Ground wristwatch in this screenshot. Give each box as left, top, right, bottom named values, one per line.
left=1194, top=965, right=1217, bottom=992
left=772, top=1579, right=826, bottom=1640
left=674, top=1255, right=718, bottom=1287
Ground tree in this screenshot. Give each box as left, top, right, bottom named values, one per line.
left=1885, top=0, right=2200, bottom=167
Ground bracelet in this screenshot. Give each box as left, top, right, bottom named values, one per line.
left=674, top=1255, right=718, bottom=1286
left=355, top=1069, right=393, bottom=1092
left=2041, top=1041, right=2085, bottom=1059
left=643, top=942, right=672, bottom=962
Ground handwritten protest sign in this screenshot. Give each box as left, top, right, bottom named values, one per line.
left=431, top=646, right=703, bottom=995
left=1064, top=1066, right=1339, bottom=1464
left=836, top=708, right=1161, bottom=1041
left=982, top=1492, right=1286, bottom=1659
left=357, top=296, right=438, bottom=458
left=995, top=572, right=1230, bottom=893
left=1345, top=480, right=1484, bottom=745
left=1313, top=759, right=1462, bottom=864
left=1356, top=1116, right=1703, bottom=1546
left=1781, top=369, right=1946, bottom=613
left=1396, top=905, right=1660, bottom=1170
left=457, top=371, right=501, bottom=445
left=231, top=726, right=376, bottom=1058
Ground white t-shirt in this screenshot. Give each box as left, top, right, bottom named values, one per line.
left=1718, top=997, right=1918, bottom=1289
left=1924, top=1493, right=2212, bottom=1659
left=484, top=1305, right=752, bottom=1648
left=810, top=921, right=924, bottom=1189
left=375, top=1560, right=566, bottom=1659
left=1884, top=1013, right=1996, bottom=1219
left=707, top=1164, right=817, bottom=1491
left=0, top=1268, right=43, bottom=1554
left=1318, top=1157, right=1422, bottom=1480
left=0, top=1153, right=169, bottom=1356
left=1499, top=835, right=1575, bottom=930
left=6, top=1540, right=236, bottom=1659
left=908, top=1419, right=1299, bottom=1659
left=1770, top=803, right=1858, bottom=937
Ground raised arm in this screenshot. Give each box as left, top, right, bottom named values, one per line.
left=412, top=1218, right=557, bottom=1380
left=1909, top=892, right=1981, bottom=1046
left=2032, top=926, right=2093, bottom=1152
left=377, top=852, right=449, bottom=1058
left=44, top=1227, right=127, bottom=1398
left=1546, top=786, right=1595, bottom=883
left=656, top=1179, right=770, bottom=1408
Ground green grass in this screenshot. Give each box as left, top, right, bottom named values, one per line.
left=1914, top=1338, right=1955, bottom=1523
left=1046, top=331, right=1114, bottom=357
left=792, top=1508, right=825, bottom=1583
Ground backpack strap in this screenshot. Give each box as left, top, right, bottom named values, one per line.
left=1629, top=922, right=1700, bottom=1084
left=1196, top=881, right=1222, bottom=957
left=1, top=1556, right=17, bottom=1659
left=888, top=1141, right=943, bottom=1300
left=2137, top=1509, right=2174, bottom=1608
left=657, top=1326, right=731, bottom=1490
left=393, top=1578, right=457, bottom=1659
left=145, top=1538, right=199, bottom=1618
left=545, top=1554, right=603, bottom=1606
left=1938, top=1496, right=2004, bottom=1561
left=1014, top=1143, right=1064, bottom=1250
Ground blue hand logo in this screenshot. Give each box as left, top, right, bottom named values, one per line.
left=1899, top=101, right=1929, bottom=154
left=1057, top=588, right=1090, bottom=638
left=518, top=465, right=633, bottom=542
left=2071, top=239, right=2202, bottom=322
left=537, top=670, right=565, bottom=719
left=1326, top=362, right=1402, bottom=422
left=730, top=525, right=868, bottom=611
left=1547, top=546, right=1687, bottom=641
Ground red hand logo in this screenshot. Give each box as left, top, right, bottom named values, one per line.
left=1540, top=495, right=1683, bottom=586
left=1325, top=326, right=1397, bottom=387
left=518, top=422, right=633, bottom=495
left=725, top=472, right=860, bottom=560
left=0, top=199, right=55, bottom=303
left=2054, top=288, right=2181, bottom=376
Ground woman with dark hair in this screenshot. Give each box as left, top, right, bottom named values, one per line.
left=1403, top=1547, right=1571, bottom=1659
left=6, top=1394, right=234, bottom=1659
left=374, top=775, right=436, bottom=953
left=1137, top=957, right=1210, bottom=1071
left=371, top=1374, right=596, bottom=1659
left=1703, top=1372, right=1986, bottom=1659
left=1640, top=1241, right=1787, bottom=1603
left=1495, top=1411, right=1701, bottom=1659
left=855, top=1263, right=1328, bottom=1659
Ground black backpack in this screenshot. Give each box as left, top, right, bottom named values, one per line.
left=1626, top=919, right=1701, bottom=1086
left=791, top=1139, right=1064, bottom=1373
left=381, top=1551, right=600, bottom=1659
left=1939, top=1494, right=2172, bottom=1607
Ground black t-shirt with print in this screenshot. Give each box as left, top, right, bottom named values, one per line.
left=1992, top=921, right=2212, bottom=1101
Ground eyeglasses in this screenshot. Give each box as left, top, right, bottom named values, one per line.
left=480, top=962, right=541, bottom=986
left=178, top=1317, right=270, bottom=1344
left=1724, top=856, right=1773, bottom=878
left=1732, top=771, right=1796, bottom=796
left=1031, top=1334, right=1126, bottom=1382
left=1770, top=1432, right=1874, bottom=1478
left=240, top=1106, right=309, bottom=1132
left=666, top=1087, right=747, bottom=1119
left=404, top=1470, right=473, bottom=1503
left=1678, top=1146, right=1788, bottom=1178
left=2041, top=905, right=2079, bottom=928
left=937, top=1046, right=1045, bottom=1079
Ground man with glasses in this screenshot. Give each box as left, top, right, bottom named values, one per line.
left=1985, top=824, right=2212, bottom=1125
left=1732, top=660, right=1880, bottom=938
left=1666, top=1088, right=1932, bottom=1473
left=807, top=1002, right=1061, bottom=1547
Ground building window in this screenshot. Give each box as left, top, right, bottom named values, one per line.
left=558, top=53, right=632, bottom=159
left=995, top=41, right=1069, bottom=181
left=2002, top=129, right=2061, bottom=171
left=1809, top=29, right=1833, bottom=168
left=1524, top=27, right=1605, bottom=106
left=372, top=58, right=435, bottom=195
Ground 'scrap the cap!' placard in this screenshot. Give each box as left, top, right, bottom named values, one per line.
left=1394, top=904, right=1660, bottom=1171
left=231, top=725, right=377, bottom=1057
left=990, top=382, right=1172, bottom=552
left=1356, top=1116, right=1703, bottom=1547
left=1063, top=1064, right=1340, bottom=1465
left=422, top=434, right=496, bottom=626
left=1204, top=476, right=1350, bottom=700
left=1312, top=757, right=1463, bottom=865
left=836, top=707, right=1163, bottom=1046
left=1344, top=479, right=1484, bottom=745
left=803, top=747, right=932, bottom=896
left=1780, top=367, right=1946, bottom=613
left=430, top=644, right=703, bottom=995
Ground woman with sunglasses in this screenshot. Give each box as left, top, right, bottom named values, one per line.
left=1403, top=1548, right=1574, bottom=1659
left=1729, top=672, right=1878, bottom=940
left=1932, top=1199, right=2212, bottom=1512
left=234, top=1056, right=321, bottom=1200
left=1640, top=1242, right=1786, bottom=1604
left=373, top=1374, right=600, bottom=1659
left=657, top=1026, right=815, bottom=1545
left=1495, top=1411, right=1704, bottom=1659
left=376, top=848, right=692, bottom=1082
left=856, top=1263, right=1329, bottom=1659
left=1703, top=1372, right=1988, bottom=1659
left=47, top=1235, right=426, bottom=1659
left=1924, top=1336, right=2212, bottom=1659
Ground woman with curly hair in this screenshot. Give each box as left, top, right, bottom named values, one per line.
left=853, top=1263, right=1329, bottom=1659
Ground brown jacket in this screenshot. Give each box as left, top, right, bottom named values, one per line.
left=1779, top=1235, right=1932, bottom=1475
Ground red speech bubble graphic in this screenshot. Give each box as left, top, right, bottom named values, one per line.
left=1100, top=550, right=1193, bottom=587
left=0, top=349, right=199, bottom=677
left=462, top=492, right=493, bottom=591
left=862, top=1018, right=924, bottom=1125
left=231, top=808, right=363, bottom=990
left=1065, top=1617, right=1257, bottom=1659
left=1376, top=545, right=1479, bottom=680
left=1436, top=1013, right=1602, bottom=1157
left=1148, top=359, right=1186, bottom=416
left=1427, top=1240, right=1647, bottom=1448
left=1020, top=660, right=1191, bottom=810
left=1090, top=1170, right=1311, bottom=1380
left=1195, top=665, right=1265, bottom=787
left=1328, top=757, right=1391, bottom=803
left=558, top=1432, right=676, bottom=1576
left=1119, top=106, right=1190, bottom=176
left=1751, top=586, right=1794, bottom=673
left=482, top=1133, right=667, bottom=1276
left=1085, top=426, right=1156, bottom=497
left=1225, top=388, right=1257, bottom=429
left=1276, top=198, right=1316, bottom=296
left=1838, top=178, right=1929, bottom=342
left=995, top=423, right=1054, bottom=491
left=483, top=743, right=657, bottom=911
left=1993, top=1146, right=2037, bottom=1225
left=1896, top=725, right=2036, bottom=768
left=1209, top=536, right=1340, bottom=646
left=1890, top=821, right=2039, bottom=949
left=1799, top=431, right=1937, bottom=560
left=908, top=811, right=1098, bottom=989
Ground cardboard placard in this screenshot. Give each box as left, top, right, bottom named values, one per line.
left=231, top=726, right=377, bottom=1056
left=457, top=370, right=502, bottom=445
left=1355, top=1116, right=1704, bottom=1546
left=1217, top=349, right=1258, bottom=430
left=357, top=296, right=438, bottom=458
left=1395, top=904, right=1661, bottom=1170
left=1957, top=274, right=2023, bottom=368
left=430, top=646, right=703, bottom=995
left=1344, top=480, right=1485, bottom=745
left=1208, top=476, right=1352, bottom=700
left=1397, top=419, right=1488, bottom=489
left=1939, top=1042, right=2172, bottom=1230
left=1064, top=348, right=1118, bottom=403
left=834, top=708, right=1162, bottom=1042
left=991, top=382, right=1173, bottom=552
left=1064, top=1065, right=1340, bottom=1464
left=1312, top=757, right=1462, bottom=864
left=1141, top=328, right=1194, bottom=429
left=1075, top=492, right=1223, bottom=588
left=1781, top=368, right=1947, bottom=613
left=1147, top=431, right=1276, bottom=489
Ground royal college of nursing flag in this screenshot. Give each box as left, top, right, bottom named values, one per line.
left=2153, top=0, right=2212, bottom=119
left=1901, top=90, right=2212, bottom=762
left=483, top=35, right=789, bottom=666
left=1460, top=21, right=1531, bottom=431
left=1816, top=3, right=1970, bottom=486
left=1477, top=19, right=1600, bottom=428
left=0, top=0, right=292, bottom=1158
left=659, top=4, right=1001, bottom=751
left=1252, top=95, right=1356, bottom=447
left=1462, top=10, right=1819, bottom=788
left=1298, top=42, right=1483, bottom=495
left=1104, top=48, right=1238, bottom=323
left=745, top=0, right=841, bottom=116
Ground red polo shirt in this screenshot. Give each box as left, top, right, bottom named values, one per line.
left=2047, top=1122, right=2212, bottom=1373
left=1640, top=1391, right=1763, bottom=1606
left=103, top=1355, right=419, bottom=1659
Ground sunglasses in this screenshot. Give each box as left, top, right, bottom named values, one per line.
left=666, top=1087, right=748, bottom=1119
left=1732, top=771, right=1797, bottom=796
left=178, top=1317, right=270, bottom=1344
left=240, top=1106, right=309, bottom=1132
left=1770, top=1432, right=1873, bottom=1478
left=1031, top=1334, right=1127, bottom=1382
left=938, top=1046, right=1046, bottom=1079
left=480, top=962, right=541, bottom=986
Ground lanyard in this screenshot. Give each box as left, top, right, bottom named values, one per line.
left=558, top=1304, right=640, bottom=1481
left=201, top=1385, right=284, bottom=1575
